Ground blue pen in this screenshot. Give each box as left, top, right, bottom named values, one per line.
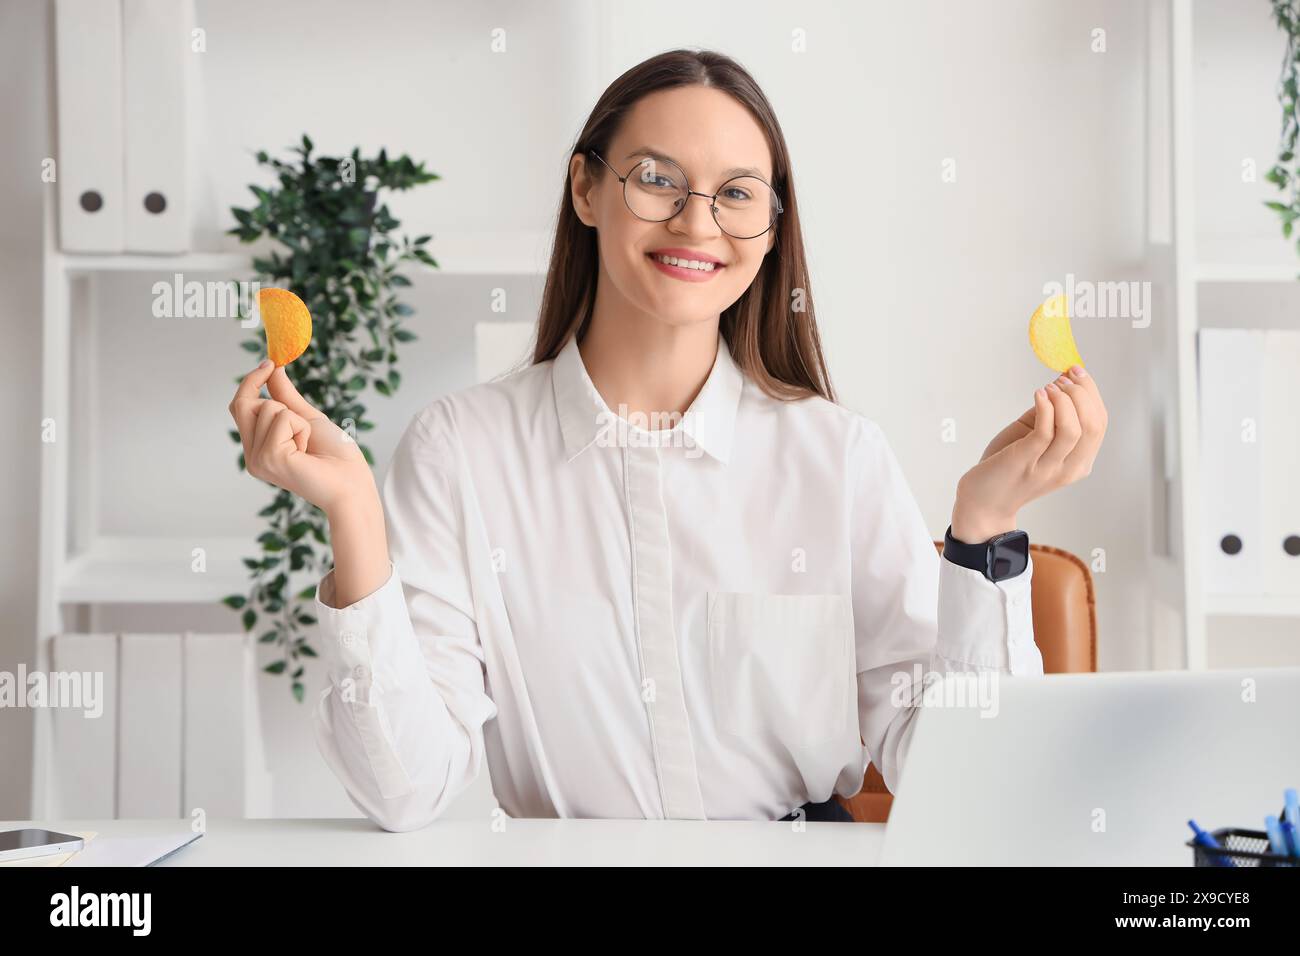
left=1281, top=819, right=1300, bottom=859
left=1188, top=820, right=1234, bottom=867
left=1265, top=816, right=1291, bottom=864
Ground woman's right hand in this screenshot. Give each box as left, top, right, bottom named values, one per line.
left=228, top=359, right=376, bottom=516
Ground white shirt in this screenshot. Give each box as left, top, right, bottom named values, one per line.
left=312, top=332, right=1043, bottom=831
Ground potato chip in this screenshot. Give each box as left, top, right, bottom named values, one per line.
left=257, top=287, right=312, bottom=367
left=1029, top=293, right=1084, bottom=373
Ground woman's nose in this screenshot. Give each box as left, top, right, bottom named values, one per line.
left=671, top=191, right=722, bottom=236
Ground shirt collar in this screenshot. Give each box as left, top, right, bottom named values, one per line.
left=551, top=331, right=745, bottom=464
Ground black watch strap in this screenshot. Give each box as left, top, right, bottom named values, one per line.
left=943, top=524, right=1030, bottom=582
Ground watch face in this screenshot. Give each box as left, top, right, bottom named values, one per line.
left=989, top=531, right=1030, bottom=580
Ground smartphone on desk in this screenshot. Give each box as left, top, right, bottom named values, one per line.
left=0, top=828, right=85, bottom=863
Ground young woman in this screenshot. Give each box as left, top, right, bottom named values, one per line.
left=228, top=49, right=1106, bottom=829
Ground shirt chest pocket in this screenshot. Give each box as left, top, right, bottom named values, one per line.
left=706, top=591, right=856, bottom=749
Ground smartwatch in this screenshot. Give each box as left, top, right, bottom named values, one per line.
left=942, top=524, right=1030, bottom=582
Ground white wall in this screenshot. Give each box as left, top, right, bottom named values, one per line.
left=2, top=0, right=1294, bottom=820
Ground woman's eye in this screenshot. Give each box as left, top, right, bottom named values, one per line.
left=636, top=170, right=677, bottom=191
left=723, top=186, right=752, bottom=202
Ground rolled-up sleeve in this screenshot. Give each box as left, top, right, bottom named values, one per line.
left=850, top=416, right=1043, bottom=796
left=312, top=401, right=498, bottom=832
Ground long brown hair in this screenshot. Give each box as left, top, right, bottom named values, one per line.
left=532, top=48, right=835, bottom=403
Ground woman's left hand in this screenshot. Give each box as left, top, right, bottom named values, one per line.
left=949, top=364, right=1108, bottom=542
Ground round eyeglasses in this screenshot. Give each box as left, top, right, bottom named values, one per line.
left=587, top=150, right=783, bottom=240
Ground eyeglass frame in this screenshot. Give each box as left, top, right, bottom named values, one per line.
left=586, top=149, right=784, bottom=240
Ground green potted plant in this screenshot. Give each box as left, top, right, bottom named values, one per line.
left=1266, top=0, right=1300, bottom=262
left=222, top=135, right=439, bottom=701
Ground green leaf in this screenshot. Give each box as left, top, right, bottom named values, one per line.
left=298, top=644, right=319, bottom=657
left=374, top=379, right=392, bottom=396
left=240, top=340, right=263, bottom=353
left=393, top=328, right=417, bottom=342
left=258, top=630, right=279, bottom=644
left=242, top=608, right=256, bottom=631
left=258, top=531, right=287, bottom=552
left=221, top=594, right=247, bottom=609
left=297, top=585, right=318, bottom=600
left=264, top=660, right=288, bottom=674
left=292, top=682, right=305, bottom=703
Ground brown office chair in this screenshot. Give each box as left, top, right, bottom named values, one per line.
left=835, top=541, right=1098, bottom=823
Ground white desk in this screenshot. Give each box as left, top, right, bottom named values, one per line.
left=3, top=818, right=887, bottom=866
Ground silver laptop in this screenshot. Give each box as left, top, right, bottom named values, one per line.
left=880, top=666, right=1300, bottom=866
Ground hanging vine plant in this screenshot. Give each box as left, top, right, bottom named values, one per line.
left=1266, top=0, right=1300, bottom=256
left=221, top=135, right=439, bottom=701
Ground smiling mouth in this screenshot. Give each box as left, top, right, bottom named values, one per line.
left=646, top=252, right=725, bottom=276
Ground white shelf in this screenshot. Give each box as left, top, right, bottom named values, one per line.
left=1195, top=238, right=1299, bottom=283
left=430, top=229, right=551, bottom=275
left=55, top=230, right=552, bottom=278
left=1205, top=594, right=1300, bottom=618
left=59, top=535, right=270, bottom=604
left=1196, top=262, right=1299, bottom=283
left=60, top=251, right=254, bottom=275
left=1144, top=0, right=1300, bottom=668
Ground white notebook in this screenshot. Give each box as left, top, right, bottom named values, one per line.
left=63, top=830, right=203, bottom=867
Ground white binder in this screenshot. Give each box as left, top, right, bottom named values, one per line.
left=117, top=633, right=184, bottom=817
left=1198, top=329, right=1265, bottom=595
left=48, top=634, right=119, bottom=817
left=1261, top=330, right=1300, bottom=595
left=55, top=0, right=125, bottom=253
left=182, top=634, right=273, bottom=818
left=123, top=0, right=192, bottom=252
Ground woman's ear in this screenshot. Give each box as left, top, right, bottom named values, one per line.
left=570, top=153, right=597, bottom=228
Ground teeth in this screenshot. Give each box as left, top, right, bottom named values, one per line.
left=652, top=253, right=716, bottom=272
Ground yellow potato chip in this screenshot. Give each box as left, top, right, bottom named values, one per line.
left=257, top=287, right=312, bottom=367
left=1029, top=293, right=1084, bottom=373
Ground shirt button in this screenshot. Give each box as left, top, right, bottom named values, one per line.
left=340, top=631, right=356, bottom=647
left=352, top=664, right=367, bottom=680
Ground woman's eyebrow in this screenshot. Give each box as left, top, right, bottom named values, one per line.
left=622, top=145, right=767, bottom=180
